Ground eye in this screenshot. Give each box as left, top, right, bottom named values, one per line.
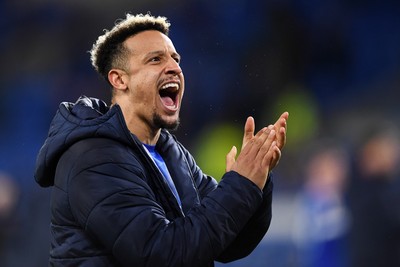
left=150, top=56, right=161, bottom=62
left=173, top=57, right=181, bottom=64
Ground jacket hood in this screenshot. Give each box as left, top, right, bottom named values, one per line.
left=34, top=96, right=132, bottom=187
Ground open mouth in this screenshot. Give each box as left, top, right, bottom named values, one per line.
left=159, top=82, right=180, bottom=110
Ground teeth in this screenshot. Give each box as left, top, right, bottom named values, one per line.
left=161, top=83, right=179, bottom=90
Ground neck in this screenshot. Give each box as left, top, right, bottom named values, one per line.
left=133, top=125, right=161, bottom=145
left=126, top=115, right=161, bottom=145
left=113, top=100, right=161, bottom=146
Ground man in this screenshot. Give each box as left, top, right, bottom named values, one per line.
left=34, top=13, right=288, bottom=267
left=348, top=126, right=400, bottom=267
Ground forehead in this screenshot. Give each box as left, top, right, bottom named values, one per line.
left=124, top=30, right=177, bottom=54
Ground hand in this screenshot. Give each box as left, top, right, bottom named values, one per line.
left=226, top=112, right=288, bottom=189
left=226, top=112, right=288, bottom=171
left=226, top=126, right=277, bottom=189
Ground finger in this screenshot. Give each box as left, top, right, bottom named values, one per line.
left=277, top=126, right=287, bottom=149
left=242, top=116, right=255, bottom=149
left=264, top=144, right=280, bottom=170
left=281, top=111, right=289, bottom=121
left=274, top=112, right=288, bottom=149
left=274, top=146, right=282, bottom=163
left=274, top=112, right=288, bottom=130
left=252, top=128, right=275, bottom=161
left=270, top=146, right=282, bottom=170
left=225, top=146, right=237, bottom=172
left=240, top=124, right=268, bottom=156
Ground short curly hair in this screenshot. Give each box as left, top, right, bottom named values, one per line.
left=90, top=13, right=170, bottom=84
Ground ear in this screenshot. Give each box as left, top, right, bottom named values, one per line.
left=108, top=69, right=128, bottom=90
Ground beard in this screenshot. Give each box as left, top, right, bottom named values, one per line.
left=153, top=112, right=180, bottom=131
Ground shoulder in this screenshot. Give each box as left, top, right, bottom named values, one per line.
left=67, top=137, right=137, bottom=162
left=56, top=137, right=145, bottom=185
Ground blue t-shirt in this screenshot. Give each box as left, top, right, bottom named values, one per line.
left=142, top=143, right=182, bottom=208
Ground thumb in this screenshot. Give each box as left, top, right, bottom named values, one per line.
left=225, top=146, right=237, bottom=172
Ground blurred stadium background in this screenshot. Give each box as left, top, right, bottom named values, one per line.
left=1, top=0, right=399, bottom=266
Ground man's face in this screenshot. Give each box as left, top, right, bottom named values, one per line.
left=122, top=30, right=184, bottom=131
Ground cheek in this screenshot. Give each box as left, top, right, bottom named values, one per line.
left=130, top=79, right=158, bottom=105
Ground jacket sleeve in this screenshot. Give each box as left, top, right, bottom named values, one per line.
left=67, top=141, right=265, bottom=267
left=216, top=175, right=273, bottom=262
left=182, top=145, right=274, bottom=263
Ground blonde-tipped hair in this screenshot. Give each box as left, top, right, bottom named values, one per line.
left=89, top=13, right=170, bottom=84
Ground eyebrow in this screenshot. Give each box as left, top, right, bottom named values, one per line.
left=145, top=50, right=181, bottom=61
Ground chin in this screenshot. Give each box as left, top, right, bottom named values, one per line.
left=153, top=114, right=180, bottom=131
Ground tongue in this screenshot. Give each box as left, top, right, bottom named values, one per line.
left=161, top=96, right=175, bottom=107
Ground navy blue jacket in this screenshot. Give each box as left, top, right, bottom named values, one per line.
left=34, top=96, right=273, bottom=267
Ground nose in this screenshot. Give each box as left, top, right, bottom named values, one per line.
left=165, top=57, right=182, bottom=75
